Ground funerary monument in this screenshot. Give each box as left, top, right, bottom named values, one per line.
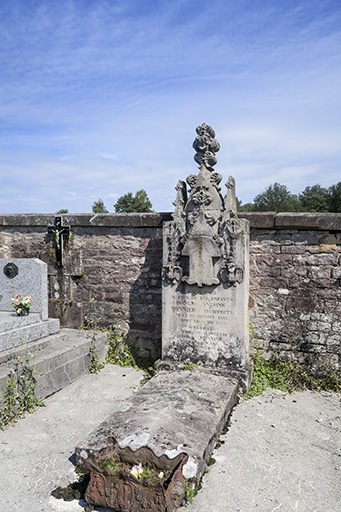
left=0, top=258, right=60, bottom=351
left=162, top=123, right=250, bottom=387
left=75, top=124, right=251, bottom=512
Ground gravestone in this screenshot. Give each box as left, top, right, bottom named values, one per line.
left=0, top=258, right=60, bottom=351
left=162, top=123, right=251, bottom=388
left=75, top=125, right=248, bottom=512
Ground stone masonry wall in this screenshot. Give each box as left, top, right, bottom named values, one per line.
left=243, top=212, right=341, bottom=369
left=0, top=212, right=340, bottom=367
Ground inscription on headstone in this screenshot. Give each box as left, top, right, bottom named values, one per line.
left=162, top=124, right=250, bottom=384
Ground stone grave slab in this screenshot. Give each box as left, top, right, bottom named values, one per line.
left=76, top=369, right=239, bottom=510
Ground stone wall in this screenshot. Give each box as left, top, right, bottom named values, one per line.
left=243, top=212, right=341, bottom=369
left=0, top=212, right=340, bottom=367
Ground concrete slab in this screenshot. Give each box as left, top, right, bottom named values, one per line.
left=183, top=389, right=341, bottom=512
left=0, top=370, right=340, bottom=512
left=0, top=365, right=144, bottom=512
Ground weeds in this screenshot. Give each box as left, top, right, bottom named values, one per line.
left=88, top=344, right=105, bottom=374
left=0, top=352, right=43, bottom=429
left=106, top=329, right=138, bottom=368
left=246, top=348, right=341, bottom=399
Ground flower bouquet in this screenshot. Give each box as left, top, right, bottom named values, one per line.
left=11, top=294, right=33, bottom=316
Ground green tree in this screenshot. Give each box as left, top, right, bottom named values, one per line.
left=114, top=189, right=153, bottom=213
left=56, top=209, right=68, bottom=214
left=238, top=201, right=254, bottom=212
left=298, top=184, right=329, bottom=212
left=328, top=182, right=341, bottom=212
left=253, top=183, right=300, bottom=212
left=92, top=198, right=108, bottom=213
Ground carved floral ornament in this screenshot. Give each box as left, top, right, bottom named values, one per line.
left=163, top=124, right=244, bottom=288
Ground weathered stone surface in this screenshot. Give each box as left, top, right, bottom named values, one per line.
left=239, top=211, right=276, bottom=228
left=275, top=212, right=341, bottom=230
left=76, top=369, right=239, bottom=485
left=162, top=125, right=250, bottom=387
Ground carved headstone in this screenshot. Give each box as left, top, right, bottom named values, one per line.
left=162, top=124, right=251, bottom=388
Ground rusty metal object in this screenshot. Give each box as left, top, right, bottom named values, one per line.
left=83, top=442, right=188, bottom=512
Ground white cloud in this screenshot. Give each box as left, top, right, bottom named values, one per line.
left=0, top=0, right=340, bottom=212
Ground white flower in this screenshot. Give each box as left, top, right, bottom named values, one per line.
left=130, top=463, right=143, bottom=479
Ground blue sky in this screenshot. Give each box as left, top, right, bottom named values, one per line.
left=1, top=0, right=340, bottom=213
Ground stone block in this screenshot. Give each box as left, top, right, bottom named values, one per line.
left=239, top=212, right=276, bottom=228
left=275, top=212, right=341, bottom=230
left=0, top=328, right=107, bottom=398
left=162, top=218, right=250, bottom=383
left=0, top=312, right=60, bottom=351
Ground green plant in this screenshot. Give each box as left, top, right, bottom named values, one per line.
left=185, top=483, right=198, bottom=504
left=88, top=344, right=105, bottom=374
left=98, top=459, right=168, bottom=485
left=246, top=348, right=341, bottom=399
left=0, top=352, right=43, bottom=429
left=106, top=330, right=138, bottom=368
left=183, top=362, right=198, bottom=371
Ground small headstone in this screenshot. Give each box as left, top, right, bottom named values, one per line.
left=0, top=258, right=48, bottom=319
left=0, top=258, right=59, bottom=351
left=162, top=123, right=251, bottom=388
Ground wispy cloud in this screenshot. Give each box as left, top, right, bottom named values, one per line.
left=0, top=0, right=340, bottom=212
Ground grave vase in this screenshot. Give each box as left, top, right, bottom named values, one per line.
left=16, top=308, right=30, bottom=316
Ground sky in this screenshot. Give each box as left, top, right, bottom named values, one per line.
left=1, top=0, right=341, bottom=214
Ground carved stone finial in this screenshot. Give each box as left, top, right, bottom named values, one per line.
left=192, top=123, right=220, bottom=170
left=164, top=124, right=244, bottom=288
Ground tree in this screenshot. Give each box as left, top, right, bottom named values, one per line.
left=252, top=183, right=300, bottom=212
left=114, top=189, right=153, bottom=213
left=92, top=198, right=108, bottom=213
left=56, top=208, right=68, bottom=214
left=298, top=184, right=329, bottom=212
left=328, top=182, right=341, bottom=212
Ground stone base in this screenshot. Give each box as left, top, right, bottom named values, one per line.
left=0, top=328, right=108, bottom=399
left=157, top=360, right=253, bottom=394
left=76, top=369, right=239, bottom=491
left=0, top=311, right=60, bottom=351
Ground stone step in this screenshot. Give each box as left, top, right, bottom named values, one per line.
left=0, top=329, right=108, bottom=400
left=0, top=311, right=60, bottom=352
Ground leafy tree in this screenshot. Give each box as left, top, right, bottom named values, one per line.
left=328, top=182, right=341, bottom=212
left=114, top=189, right=153, bottom=213
left=92, top=198, right=108, bottom=213
left=252, top=183, right=300, bottom=212
left=56, top=208, right=68, bottom=214
left=238, top=201, right=254, bottom=212
left=298, top=184, right=329, bottom=212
